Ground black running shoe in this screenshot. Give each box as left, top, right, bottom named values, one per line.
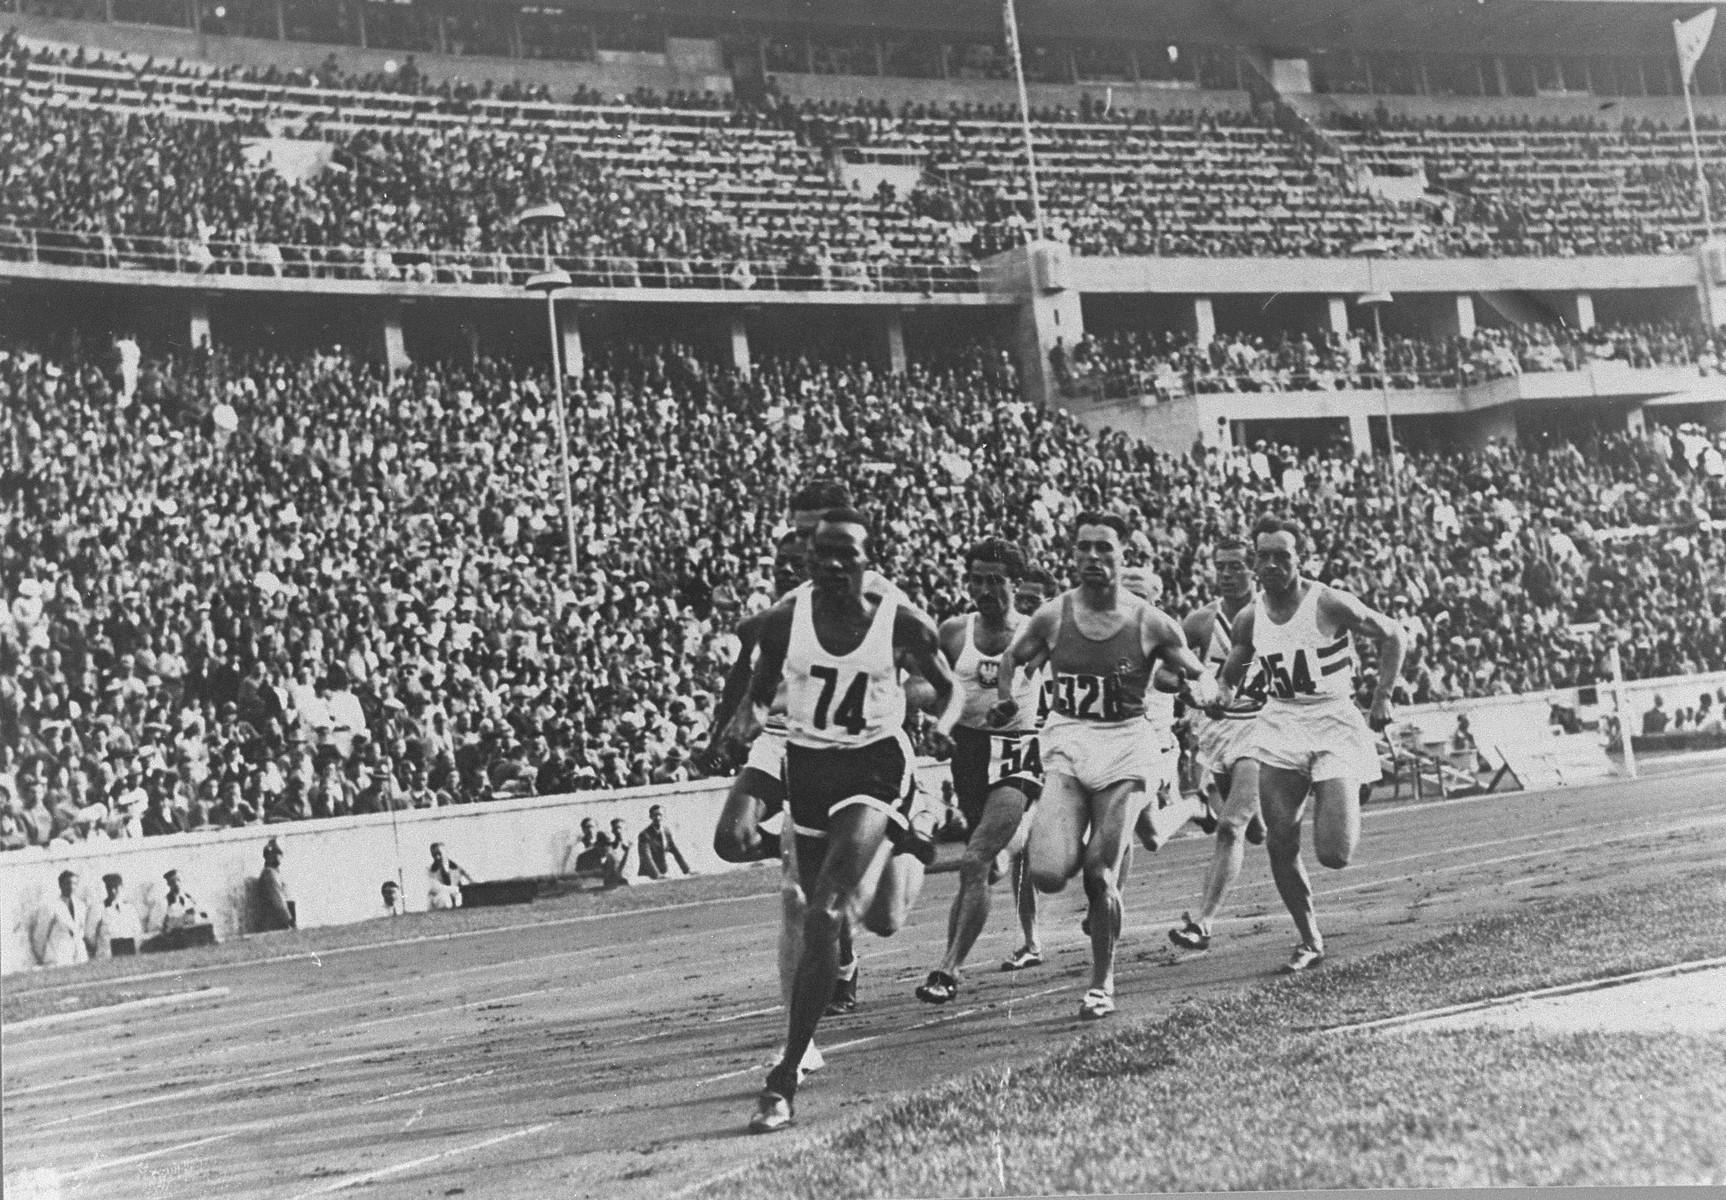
left=825, top=966, right=859, bottom=1015
left=1245, top=814, right=1266, bottom=845
left=887, top=821, right=937, bottom=866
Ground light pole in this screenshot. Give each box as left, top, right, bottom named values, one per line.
left=519, top=201, right=580, bottom=581
left=1352, top=238, right=1402, bottom=514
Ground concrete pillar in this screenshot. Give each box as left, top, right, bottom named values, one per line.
left=1696, top=242, right=1725, bottom=329
left=188, top=298, right=211, bottom=352
left=377, top=304, right=410, bottom=374
left=559, top=306, right=584, bottom=380
left=1625, top=404, right=1648, bottom=439
left=1016, top=287, right=1086, bottom=409
left=1327, top=297, right=1350, bottom=337
left=1187, top=297, right=1217, bottom=344
left=882, top=309, right=907, bottom=375
left=1454, top=293, right=1477, bottom=339
left=1347, top=411, right=1373, bottom=457
left=1571, top=292, right=1596, bottom=332
left=729, top=313, right=751, bottom=379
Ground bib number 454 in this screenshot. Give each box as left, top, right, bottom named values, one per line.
left=1258, top=650, right=1316, bottom=699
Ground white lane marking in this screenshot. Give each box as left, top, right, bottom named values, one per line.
left=282, top=1123, right=550, bottom=1199
left=1323, top=954, right=1726, bottom=1035
left=60, top=1132, right=239, bottom=1179
left=29, top=988, right=554, bottom=1132
left=5, top=988, right=232, bottom=1032
left=12, top=889, right=784, bottom=996
left=363, top=1068, right=500, bottom=1105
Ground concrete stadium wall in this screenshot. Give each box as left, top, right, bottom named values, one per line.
left=1066, top=255, right=1702, bottom=297
left=0, top=758, right=953, bottom=975
left=1289, top=91, right=1726, bottom=130
left=770, top=71, right=1252, bottom=115
left=1394, top=670, right=1726, bottom=751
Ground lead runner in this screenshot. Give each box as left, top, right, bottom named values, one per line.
left=726, top=507, right=959, bottom=1132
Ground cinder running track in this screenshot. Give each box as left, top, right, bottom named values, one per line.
left=7, top=768, right=1726, bottom=1200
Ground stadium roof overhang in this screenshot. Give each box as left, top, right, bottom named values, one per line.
left=643, top=0, right=1718, bottom=56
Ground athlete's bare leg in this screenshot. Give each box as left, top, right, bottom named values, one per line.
left=1310, top=776, right=1360, bottom=870
left=1078, top=779, right=1144, bottom=997
left=934, top=787, right=1029, bottom=977
left=859, top=837, right=923, bottom=936
left=714, top=770, right=783, bottom=863
left=777, top=830, right=806, bottom=1010
left=1259, top=764, right=1321, bottom=950
left=1194, top=758, right=1262, bottom=928
left=1011, top=845, right=1040, bottom=958
left=765, top=804, right=892, bottom=1102
left=1025, top=771, right=1087, bottom=894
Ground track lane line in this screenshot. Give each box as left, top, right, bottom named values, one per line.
left=280, top=1122, right=552, bottom=1199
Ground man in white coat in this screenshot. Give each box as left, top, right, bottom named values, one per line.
left=31, top=869, right=90, bottom=967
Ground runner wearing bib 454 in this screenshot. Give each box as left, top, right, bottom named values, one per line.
left=994, top=513, right=1217, bottom=1021
left=1219, top=516, right=1406, bottom=975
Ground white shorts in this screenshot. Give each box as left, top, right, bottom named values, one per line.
left=745, top=729, right=787, bottom=781
left=1040, top=719, right=1157, bottom=793
left=1251, top=701, right=1382, bottom=785
left=1194, top=714, right=1259, bottom=784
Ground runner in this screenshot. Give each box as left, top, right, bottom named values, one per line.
left=1168, top=538, right=1269, bottom=953
left=995, top=513, right=1216, bottom=1020
left=915, top=539, right=1048, bottom=1005
left=1218, top=516, right=1406, bottom=972
left=726, top=508, right=959, bottom=1132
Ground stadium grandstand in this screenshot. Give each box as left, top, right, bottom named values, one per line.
left=7, top=0, right=1726, bottom=847
left=1, top=10, right=1724, bottom=839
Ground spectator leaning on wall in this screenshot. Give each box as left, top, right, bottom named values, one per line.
left=30, top=869, right=90, bottom=967
left=254, top=837, right=296, bottom=931
left=637, top=804, right=692, bottom=880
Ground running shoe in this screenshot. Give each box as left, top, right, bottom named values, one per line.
left=1167, top=912, right=1211, bottom=952
left=1000, top=947, right=1044, bottom=971
left=748, top=1089, right=794, bottom=1134
left=1245, top=814, right=1266, bottom=845
left=1078, top=988, right=1116, bottom=1020
left=825, top=965, right=859, bottom=1015
left=915, top=970, right=959, bottom=1004
left=1196, top=806, right=1219, bottom=836
left=1283, top=942, right=1325, bottom=973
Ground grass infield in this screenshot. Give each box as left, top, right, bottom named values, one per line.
left=703, top=866, right=1726, bottom=1196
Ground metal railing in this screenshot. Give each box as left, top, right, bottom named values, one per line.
left=0, top=225, right=982, bottom=293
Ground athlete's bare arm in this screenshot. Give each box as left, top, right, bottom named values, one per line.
left=1218, top=605, right=1258, bottom=696
left=1152, top=607, right=1215, bottom=693
left=723, top=604, right=795, bottom=752
left=1140, top=603, right=1207, bottom=682
left=936, top=614, right=971, bottom=668
left=707, top=606, right=772, bottom=759
left=894, top=607, right=959, bottom=728
left=1315, top=588, right=1407, bottom=730
left=989, top=597, right=1059, bottom=724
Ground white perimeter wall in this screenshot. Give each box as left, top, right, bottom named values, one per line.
left=0, top=760, right=953, bottom=975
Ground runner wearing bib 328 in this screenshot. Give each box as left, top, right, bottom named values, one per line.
left=995, top=513, right=1216, bottom=1021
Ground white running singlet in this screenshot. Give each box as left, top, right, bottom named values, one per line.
left=784, top=589, right=905, bottom=749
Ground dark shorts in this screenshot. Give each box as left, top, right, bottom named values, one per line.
left=950, top=725, right=1043, bottom=830
left=784, top=732, right=916, bottom=840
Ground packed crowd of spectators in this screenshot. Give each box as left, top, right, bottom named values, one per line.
left=12, top=32, right=1726, bottom=278
left=1055, top=320, right=1726, bottom=401
left=6, top=326, right=1726, bottom=851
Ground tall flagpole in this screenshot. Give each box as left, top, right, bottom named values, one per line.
left=1002, top=0, right=1047, bottom=242
left=1676, top=12, right=1717, bottom=243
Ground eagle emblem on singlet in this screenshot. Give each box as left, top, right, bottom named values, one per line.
left=977, top=659, right=1000, bottom=688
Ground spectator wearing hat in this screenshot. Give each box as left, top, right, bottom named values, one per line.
left=90, top=872, right=141, bottom=958
left=636, top=804, right=692, bottom=880
left=30, top=869, right=89, bottom=967
left=14, top=774, right=53, bottom=848
left=147, top=869, right=203, bottom=933
left=427, top=842, right=472, bottom=909
left=381, top=879, right=404, bottom=916
left=254, top=838, right=296, bottom=932
left=0, top=806, right=27, bottom=852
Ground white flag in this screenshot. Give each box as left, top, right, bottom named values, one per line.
left=1675, top=8, right=1717, bottom=86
